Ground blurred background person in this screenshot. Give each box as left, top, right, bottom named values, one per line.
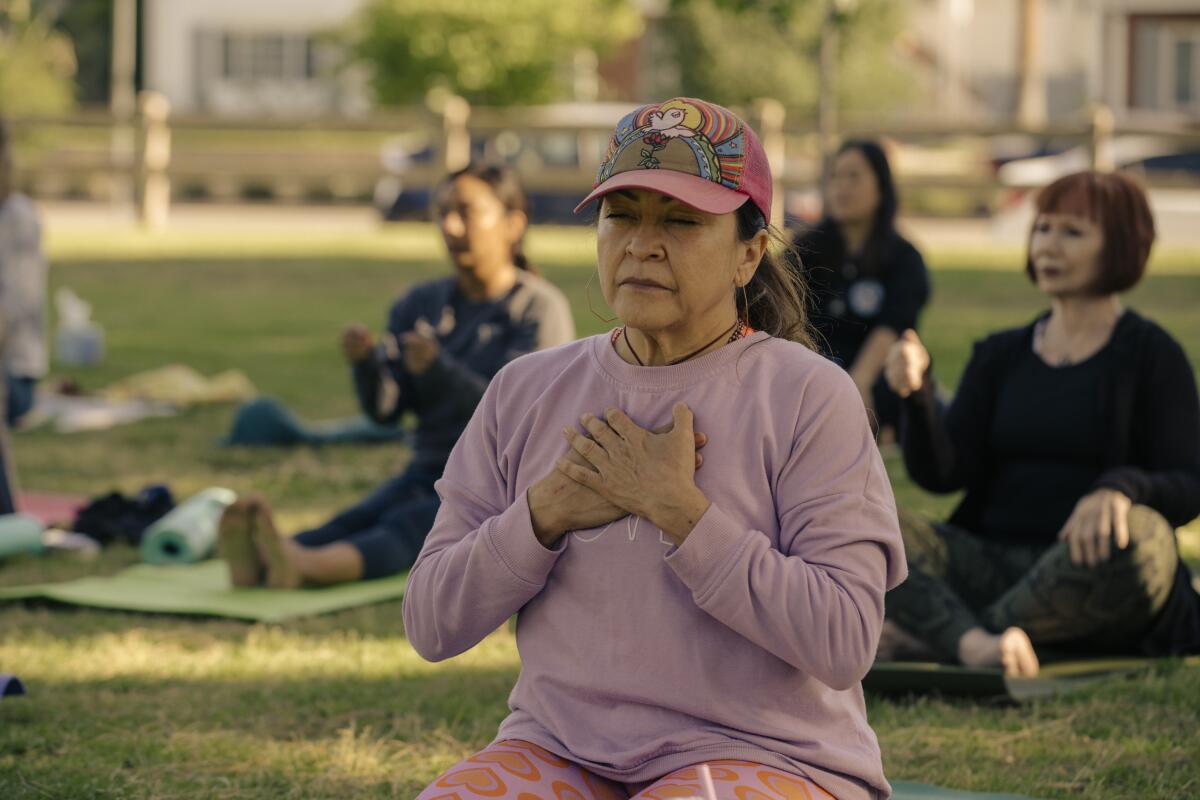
left=0, top=119, right=48, bottom=429
left=219, top=163, right=575, bottom=589
left=881, top=170, right=1200, bottom=677
left=791, top=140, right=929, bottom=442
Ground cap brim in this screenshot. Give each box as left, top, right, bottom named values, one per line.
left=573, top=169, right=749, bottom=215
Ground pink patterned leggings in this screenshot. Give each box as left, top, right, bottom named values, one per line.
left=416, top=739, right=837, bottom=800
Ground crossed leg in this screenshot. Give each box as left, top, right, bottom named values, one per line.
left=417, top=740, right=837, bottom=800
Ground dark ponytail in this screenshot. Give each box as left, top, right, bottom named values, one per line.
left=735, top=202, right=816, bottom=350
left=443, top=162, right=536, bottom=274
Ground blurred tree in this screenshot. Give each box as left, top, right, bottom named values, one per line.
left=0, top=0, right=77, bottom=116
left=664, top=0, right=915, bottom=116
left=346, top=0, right=643, bottom=106
left=45, top=0, right=117, bottom=105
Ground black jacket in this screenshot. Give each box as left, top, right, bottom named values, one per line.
left=901, top=309, right=1200, bottom=655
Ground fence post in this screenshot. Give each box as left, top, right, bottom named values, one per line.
left=754, top=98, right=786, bottom=228
left=1089, top=103, right=1115, bottom=172
left=139, top=91, right=172, bottom=230
left=442, top=95, right=472, bottom=173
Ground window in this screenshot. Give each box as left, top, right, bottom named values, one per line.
left=1176, top=40, right=1194, bottom=107
left=220, top=32, right=317, bottom=82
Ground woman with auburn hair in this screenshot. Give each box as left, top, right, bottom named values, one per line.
left=407, top=98, right=905, bottom=800
left=883, top=170, right=1200, bottom=676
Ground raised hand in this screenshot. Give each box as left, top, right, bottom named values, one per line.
left=884, top=328, right=931, bottom=398
left=341, top=323, right=375, bottom=363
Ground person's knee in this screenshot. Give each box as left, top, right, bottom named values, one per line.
left=895, top=506, right=948, bottom=575
left=1118, top=505, right=1178, bottom=603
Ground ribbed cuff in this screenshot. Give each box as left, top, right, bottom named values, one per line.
left=485, top=490, right=566, bottom=587
left=665, top=502, right=752, bottom=601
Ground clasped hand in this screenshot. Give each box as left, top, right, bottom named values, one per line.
left=557, top=403, right=710, bottom=545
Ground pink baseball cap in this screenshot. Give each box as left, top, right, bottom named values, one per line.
left=574, top=97, right=772, bottom=221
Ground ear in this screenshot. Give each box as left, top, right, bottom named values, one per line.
left=735, top=228, right=768, bottom=288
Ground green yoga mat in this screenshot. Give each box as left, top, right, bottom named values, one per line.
left=865, top=657, right=1200, bottom=702
left=0, top=560, right=406, bottom=622
left=140, top=487, right=237, bottom=565
left=891, top=781, right=1038, bottom=799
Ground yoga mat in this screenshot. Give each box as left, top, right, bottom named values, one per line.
left=17, top=491, right=87, bottom=527
left=865, top=657, right=1200, bottom=702
left=891, top=781, right=1038, bottom=799
left=140, top=488, right=236, bottom=565
left=0, top=514, right=46, bottom=559
left=0, top=560, right=407, bottom=622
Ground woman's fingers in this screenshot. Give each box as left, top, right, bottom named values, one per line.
left=603, top=407, right=641, bottom=439
left=555, top=456, right=601, bottom=489
left=581, top=413, right=622, bottom=451
left=1095, top=500, right=1113, bottom=564
left=563, top=427, right=609, bottom=467
left=695, top=452, right=704, bottom=469
left=1113, top=497, right=1131, bottom=551
left=694, top=432, right=707, bottom=449
left=670, top=402, right=694, bottom=437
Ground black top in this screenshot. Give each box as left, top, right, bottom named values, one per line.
left=791, top=223, right=930, bottom=367
left=981, top=342, right=1111, bottom=542
left=901, top=309, right=1200, bottom=654
left=353, top=271, right=574, bottom=470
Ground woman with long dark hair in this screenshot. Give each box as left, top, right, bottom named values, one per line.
left=218, top=163, right=575, bottom=588
left=793, top=140, right=929, bottom=439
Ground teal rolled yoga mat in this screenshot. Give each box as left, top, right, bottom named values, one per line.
left=0, top=514, right=47, bottom=559
left=140, top=488, right=236, bottom=565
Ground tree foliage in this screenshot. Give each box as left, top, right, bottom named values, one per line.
left=346, top=0, right=643, bottom=106
left=0, top=0, right=77, bottom=117
left=665, top=0, right=915, bottom=116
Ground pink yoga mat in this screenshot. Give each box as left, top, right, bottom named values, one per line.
left=18, top=492, right=87, bottom=527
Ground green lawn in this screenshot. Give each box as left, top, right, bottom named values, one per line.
left=1, top=223, right=1199, bottom=799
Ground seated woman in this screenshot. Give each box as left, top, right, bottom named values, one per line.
left=219, top=164, right=575, bottom=588
left=791, top=140, right=929, bottom=441
left=882, top=170, right=1200, bottom=676
left=407, top=98, right=905, bottom=800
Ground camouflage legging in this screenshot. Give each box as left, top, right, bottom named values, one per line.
left=886, top=505, right=1179, bottom=660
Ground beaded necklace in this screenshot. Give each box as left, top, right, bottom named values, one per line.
left=609, top=319, right=750, bottom=367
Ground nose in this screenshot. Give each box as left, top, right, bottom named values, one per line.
left=626, top=220, right=666, bottom=261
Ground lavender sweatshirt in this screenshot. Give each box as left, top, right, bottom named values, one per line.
left=403, top=331, right=907, bottom=800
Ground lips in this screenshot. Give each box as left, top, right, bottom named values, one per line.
left=620, top=278, right=671, bottom=290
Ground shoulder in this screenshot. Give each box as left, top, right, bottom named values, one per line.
left=510, top=271, right=571, bottom=313
left=0, top=194, right=40, bottom=234
left=390, top=277, right=455, bottom=315
left=974, top=320, right=1035, bottom=357
left=492, top=335, right=595, bottom=385
left=888, top=231, right=925, bottom=265
left=740, top=336, right=859, bottom=404
left=1120, top=310, right=1193, bottom=369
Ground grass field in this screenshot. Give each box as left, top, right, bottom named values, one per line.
left=1, top=222, right=1199, bottom=799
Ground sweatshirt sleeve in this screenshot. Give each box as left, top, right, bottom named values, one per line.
left=1093, top=330, right=1200, bottom=527
left=352, top=294, right=423, bottom=425
left=665, top=370, right=906, bottom=690
left=900, top=337, right=998, bottom=493
left=402, top=370, right=566, bottom=661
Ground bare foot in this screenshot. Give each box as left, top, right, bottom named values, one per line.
left=876, top=620, right=937, bottom=662
left=958, top=626, right=1040, bottom=677
left=247, top=496, right=303, bottom=590
left=217, top=500, right=263, bottom=587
